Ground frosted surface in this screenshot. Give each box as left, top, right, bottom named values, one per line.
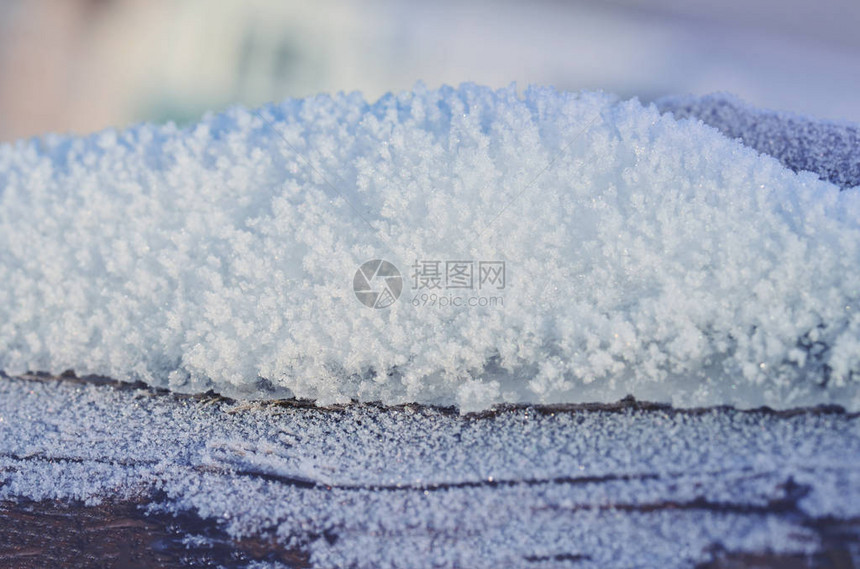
left=1, top=376, right=858, bottom=569
left=1, top=84, right=860, bottom=411
left=658, top=93, right=860, bottom=191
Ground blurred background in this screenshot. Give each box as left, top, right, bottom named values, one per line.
left=0, top=0, right=858, bottom=142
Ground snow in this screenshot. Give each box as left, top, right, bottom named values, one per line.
left=1, top=375, right=858, bottom=568
left=1, top=83, right=860, bottom=412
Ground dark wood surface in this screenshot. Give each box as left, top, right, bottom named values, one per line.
left=0, top=499, right=309, bottom=569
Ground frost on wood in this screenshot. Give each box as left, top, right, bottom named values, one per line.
left=0, top=84, right=859, bottom=411
left=1, top=377, right=858, bottom=569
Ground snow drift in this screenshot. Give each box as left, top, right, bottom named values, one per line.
left=1, top=84, right=859, bottom=411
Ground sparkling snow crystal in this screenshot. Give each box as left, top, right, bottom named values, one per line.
left=1, top=84, right=859, bottom=411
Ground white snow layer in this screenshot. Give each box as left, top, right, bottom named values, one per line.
left=1, top=84, right=859, bottom=411
left=1, top=376, right=858, bottom=569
